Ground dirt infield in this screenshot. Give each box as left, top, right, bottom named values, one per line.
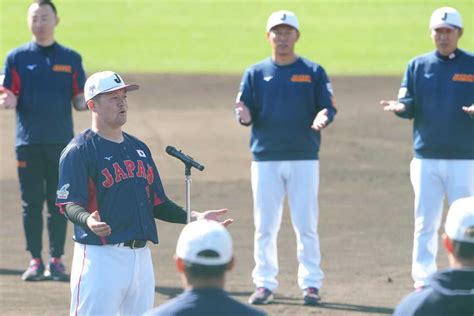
left=0, top=74, right=451, bottom=316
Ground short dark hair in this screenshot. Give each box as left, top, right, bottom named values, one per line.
left=33, top=0, right=57, bottom=15
left=182, top=249, right=229, bottom=279
left=184, top=262, right=228, bottom=279
left=452, top=240, right=474, bottom=260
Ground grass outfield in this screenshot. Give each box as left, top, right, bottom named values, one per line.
left=1, top=0, right=473, bottom=75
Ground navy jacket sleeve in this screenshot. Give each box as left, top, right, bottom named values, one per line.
left=396, top=61, right=416, bottom=119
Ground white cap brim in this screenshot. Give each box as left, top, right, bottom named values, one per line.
left=431, top=23, right=458, bottom=30
left=100, top=84, right=140, bottom=95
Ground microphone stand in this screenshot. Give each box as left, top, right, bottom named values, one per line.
left=166, top=146, right=204, bottom=224
left=184, top=164, right=192, bottom=223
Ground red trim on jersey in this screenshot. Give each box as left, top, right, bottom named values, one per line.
left=57, top=204, right=66, bottom=215
left=87, top=178, right=98, bottom=215
left=72, top=70, right=83, bottom=96
left=153, top=192, right=164, bottom=206
left=74, top=244, right=87, bottom=316
left=10, top=67, right=21, bottom=96
left=86, top=177, right=107, bottom=245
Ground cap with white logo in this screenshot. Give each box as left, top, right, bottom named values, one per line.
left=445, top=196, right=474, bottom=243
left=266, top=10, right=299, bottom=32
left=429, top=7, right=463, bottom=30
left=84, top=71, right=139, bottom=102
left=176, top=220, right=233, bottom=266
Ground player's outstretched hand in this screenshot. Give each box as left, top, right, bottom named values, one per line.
left=380, top=100, right=406, bottom=113
left=193, top=208, right=234, bottom=227
left=235, top=101, right=252, bottom=125
left=462, top=104, right=474, bottom=116
left=311, top=108, right=329, bottom=131
left=87, top=210, right=112, bottom=236
left=0, top=86, right=17, bottom=109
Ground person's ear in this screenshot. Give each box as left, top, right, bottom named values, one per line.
left=226, top=257, right=235, bottom=272
left=87, top=99, right=95, bottom=111
left=442, top=233, right=454, bottom=253
left=458, top=28, right=463, bottom=38
left=175, top=256, right=186, bottom=272
left=56, top=16, right=60, bottom=27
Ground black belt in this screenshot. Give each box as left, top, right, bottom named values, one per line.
left=122, top=240, right=147, bottom=249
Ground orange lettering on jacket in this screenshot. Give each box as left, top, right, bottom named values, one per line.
left=452, top=73, right=474, bottom=82
left=290, top=74, right=312, bottom=83
left=52, top=64, right=72, bottom=73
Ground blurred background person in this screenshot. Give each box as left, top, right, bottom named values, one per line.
left=0, top=0, right=87, bottom=282
left=394, top=196, right=474, bottom=315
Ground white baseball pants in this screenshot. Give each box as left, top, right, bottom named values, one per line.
left=251, top=160, right=324, bottom=291
left=70, top=242, right=155, bottom=316
left=410, top=158, right=474, bottom=288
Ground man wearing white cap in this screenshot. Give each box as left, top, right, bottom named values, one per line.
left=0, top=0, right=87, bottom=282
left=56, top=71, right=233, bottom=315
left=145, top=220, right=266, bottom=316
left=394, top=196, right=474, bottom=315
left=234, top=10, right=337, bottom=305
left=380, top=7, right=474, bottom=289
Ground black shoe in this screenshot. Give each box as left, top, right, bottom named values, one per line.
left=248, top=287, right=274, bottom=305
left=303, top=287, right=321, bottom=306
left=22, top=258, right=45, bottom=281
left=44, top=257, right=70, bottom=282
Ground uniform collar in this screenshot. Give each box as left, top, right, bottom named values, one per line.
left=435, top=48, right=462, bottom=61
left=29, top=41, right=57, bottom=52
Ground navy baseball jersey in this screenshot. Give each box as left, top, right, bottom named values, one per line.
left=56, top=129, right=167, bottom=245
left=397, top=49, right=474, bottom=159
left=394, top=268, right=474, bottom=316
left=2, top=41, right=86, bottom=146
left=144, top=288, right=267, bottom=316
left=238, top=56, right=337, bottom=161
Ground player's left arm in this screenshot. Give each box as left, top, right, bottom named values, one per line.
left=71, top=56, right=87, bottom=111
left=72, top=93, right=87, bottom=111
left=149, top=148, right=233, bottom=226
left=311, top=67, right=337, bottom=131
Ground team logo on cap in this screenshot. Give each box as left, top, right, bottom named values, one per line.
left=113, top=73, right=122, bottom=84
left=280, top=13, right=286, bottom=21
left=89, top=85, right=96, bottom=95
left=441, top=12, right=448, bottom=21
left=57, top=184, right=70, bottom=199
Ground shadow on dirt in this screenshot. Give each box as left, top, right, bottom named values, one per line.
left=0, top=268, right=23, bottom=276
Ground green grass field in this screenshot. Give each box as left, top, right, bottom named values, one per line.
left=1, top=0, right=473, bottom=75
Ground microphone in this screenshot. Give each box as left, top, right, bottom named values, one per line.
left=165, top=146, right=205, bottom=171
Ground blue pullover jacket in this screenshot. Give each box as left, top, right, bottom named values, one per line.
left=238, top=57, right=337, bottom=161
left=396, top=49, right=474, bottom=159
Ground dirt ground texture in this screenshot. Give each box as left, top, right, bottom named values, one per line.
left=0, top=74, right=452, bottom=316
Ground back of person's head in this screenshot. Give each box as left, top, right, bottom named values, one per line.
left=176, top=220, right=233, bottom=280
left=445, top=197, right=474, bottom=262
